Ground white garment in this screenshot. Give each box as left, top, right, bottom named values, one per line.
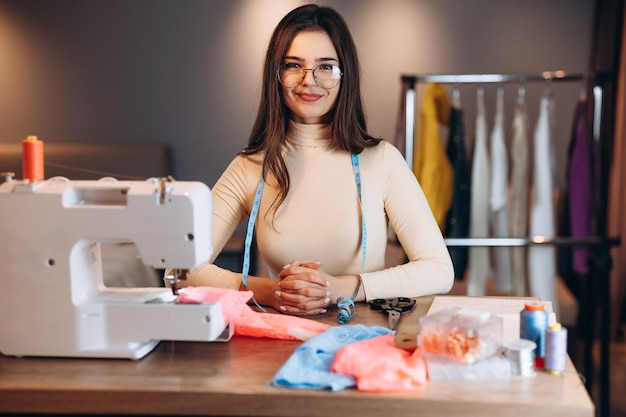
left=467, top=89, right=490, bottom=296
left=489, top=89, right=512, bottom=293
left=528, top=96, right=559, bottom=314
left=509, top=98, right=530, bottom=296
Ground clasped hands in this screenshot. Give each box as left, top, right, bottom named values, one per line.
left=275, top=260, right=330, bottom=315
left=273, top=260, right=362, bottom=316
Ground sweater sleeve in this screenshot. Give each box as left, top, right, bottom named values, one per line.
left=360, top=143, right=454, bottom=300
left=183, top=155, right=262, bottom=290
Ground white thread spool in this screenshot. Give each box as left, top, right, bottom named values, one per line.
left=544, top=322, right=568, bottom=375
left=503, top=339, right=537, bottom=377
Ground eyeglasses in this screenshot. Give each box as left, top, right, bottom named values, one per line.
left=278, top=63, right=343, bottom=89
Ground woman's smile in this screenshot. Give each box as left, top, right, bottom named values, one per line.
left=298, top=92, right=324, bottom=102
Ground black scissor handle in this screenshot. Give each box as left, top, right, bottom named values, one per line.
left=391, top=297, right=416, bottom=312
left=369, top=298, right=391, bottom=311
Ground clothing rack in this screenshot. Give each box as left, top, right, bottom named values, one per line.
left=402, top=71, right=615, bottom=249
left=403, top=71, right=598, bottom=169
left=404, top=70, right=585, bottom=84
left=402, top=71, right=619, bottom=417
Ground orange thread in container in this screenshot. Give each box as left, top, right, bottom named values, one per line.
left=22, top=135, right=44, bottom=182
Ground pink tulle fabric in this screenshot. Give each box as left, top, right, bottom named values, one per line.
left=332, top=334, right=428, bottom=392
left=177, top=286, right=330, bottom=341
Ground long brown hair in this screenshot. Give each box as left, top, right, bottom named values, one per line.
left=241, top=3, right=380, bottom=215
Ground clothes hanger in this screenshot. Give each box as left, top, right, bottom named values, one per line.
left=496, top=86, right=504, bottom=114
left=476, top=85, right=485, bottom=114
left=579, top=74, right=588, bottom=100
left=517, top=81, right=526, bottom=107
left=452, top=84, right=462, bottom=109
left=543, top=74, right=553, bottom=98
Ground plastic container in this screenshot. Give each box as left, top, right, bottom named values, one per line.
left=419, top=307, right=503, bottom=364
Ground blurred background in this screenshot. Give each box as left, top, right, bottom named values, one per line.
left=0, top=2, right=624, bottom=416
left=0, top=0, right=597, bottom=188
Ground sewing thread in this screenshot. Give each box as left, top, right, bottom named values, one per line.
left=336, top=297, right=355, bottom=324
left=520, top=302, right=548, bottom=368
left=544, top=322, right=568, bottom=375
left=22, top=135, right=44, bottom=182
left=336, top=275, right=362, bottom=324
left=503, top=339, right=537, bottom=377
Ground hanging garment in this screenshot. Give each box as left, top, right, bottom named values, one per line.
left=557, top=97, right=593, bottom=299
left=509, top=90, right=530, bottom=296
left=528, top=95, right=559, bottom=314
left=467, top=88, right=491, bottom=296
left=445, top=98, right=470, bottom=281
left=489, top=89, right=513, bottom=292
left=413, top=83, right=454, bottom=230
left=567, top=98, right=593, bottom=273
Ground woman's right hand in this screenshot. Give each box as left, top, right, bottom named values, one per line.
left=275, top=260, right=331, bottom=315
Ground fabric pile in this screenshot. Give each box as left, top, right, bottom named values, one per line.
left=178, top=287, right=429, bottom=392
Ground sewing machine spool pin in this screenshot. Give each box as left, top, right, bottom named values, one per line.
left=155, top=175, right=176, bottom=205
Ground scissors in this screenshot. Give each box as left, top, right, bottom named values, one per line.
left=369, top=297, right=416, bottom=330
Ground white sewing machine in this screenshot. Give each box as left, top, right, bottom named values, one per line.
left=0, top=176, right=232, bottom=359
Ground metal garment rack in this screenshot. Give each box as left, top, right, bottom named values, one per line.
left=402, top=71, right=620, bottom=417
left=403, top=71, right=597, bottom=168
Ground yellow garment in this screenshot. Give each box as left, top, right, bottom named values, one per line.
left=412, top=83, right=453, bottom=230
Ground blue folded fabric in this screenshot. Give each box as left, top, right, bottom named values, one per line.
left=271, top=324, right=393, bottom=391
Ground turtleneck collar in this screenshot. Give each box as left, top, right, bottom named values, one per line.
left=284, top=120, right=334, bottom=156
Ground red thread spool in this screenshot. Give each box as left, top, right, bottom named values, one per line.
left=22, top=135, right=44, bottom=182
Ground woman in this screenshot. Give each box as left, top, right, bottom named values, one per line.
left=179, top=4, right=453, bottom=316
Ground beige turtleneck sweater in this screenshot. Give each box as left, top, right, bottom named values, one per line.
left=185, top=121, right=453, bottom=301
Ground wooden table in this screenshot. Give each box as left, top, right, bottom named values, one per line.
left=0, top=295, right=594, bottom=417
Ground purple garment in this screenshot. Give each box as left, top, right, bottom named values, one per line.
left=567, top=99, right=593, bottom=273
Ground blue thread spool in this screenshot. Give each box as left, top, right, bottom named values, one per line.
left=544, top=322, right=568, bottom=375
left=336, top=297, right=355, bottom=324
left=520, top=302, right=548, bottom=369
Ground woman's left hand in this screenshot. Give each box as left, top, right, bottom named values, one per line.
left=276, top=260, right=331, bottom=315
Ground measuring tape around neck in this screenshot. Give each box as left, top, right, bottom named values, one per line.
left=351, top=153, right=367, bottom=271
left=242, top=172, right=266, bottom=312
